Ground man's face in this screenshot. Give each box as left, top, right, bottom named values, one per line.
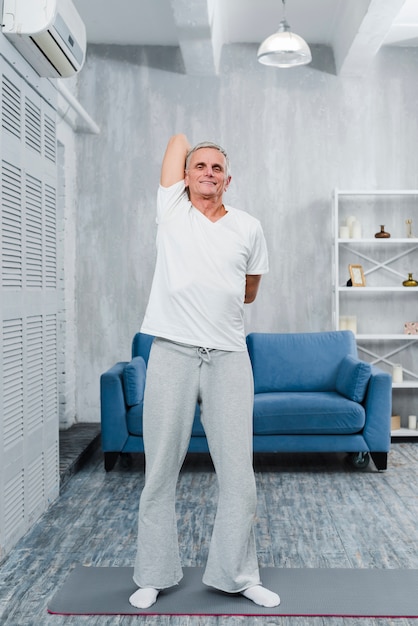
left=185, top=147, right=231, bottom=200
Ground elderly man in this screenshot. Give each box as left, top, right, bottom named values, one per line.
left=129, top=134, right=279, bottom=609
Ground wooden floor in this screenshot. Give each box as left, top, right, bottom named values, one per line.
left=1, top=442, right=418, bottom=626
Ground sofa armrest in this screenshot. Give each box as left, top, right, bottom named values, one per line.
left=362, top=365, right=392, bottom=451
left=123, top=356, right=146, bottom=406
left=100, top=362, right=130, bottom=451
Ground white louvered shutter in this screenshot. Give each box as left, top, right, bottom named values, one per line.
left=0, top=58, right=59, bottom=559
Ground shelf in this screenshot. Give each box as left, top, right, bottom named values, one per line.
left=338, top=286, right=418, bottom=292
left=335, top=189, right=418, bottom=196
left=392, top=382, right=418, bottom=389
left=391, top=428, right=418, bottom=438
left=356, top=334, right=418, bottom=341
left=338, top=238, right=418, bottom=244
left=334, top=188, right=418, bottom=420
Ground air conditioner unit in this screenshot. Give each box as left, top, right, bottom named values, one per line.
left=2, top=0, right=86, bottom=78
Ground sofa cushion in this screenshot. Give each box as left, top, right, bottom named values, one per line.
left=253, top=391, right=365, bottom=435
left=335, top=355, right=371, bottom=403
left=247, top=331, right=358, bottom=394
left=123, top=357, right=146, bottom=407
left=191, top=405, right=205, bottom=435
left=132, top=332, right=154, bottom=364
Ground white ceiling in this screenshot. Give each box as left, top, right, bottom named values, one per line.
left=72, top=0, right=418, bottom=75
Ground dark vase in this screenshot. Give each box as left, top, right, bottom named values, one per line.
left=375, top=225, right=390, bottom=238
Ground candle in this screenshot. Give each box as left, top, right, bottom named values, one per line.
left=339, top=226, right=350, bottom=239
left=346, top=316, right=357, bottom=334
left=408, top=415, right=417, bottom=430
left=392, top=365, right=403, bottom=383
left=346, top=215, right=356, bottom=230
left=351, top=220, right=362, bottom=239
left=339, top=316, right=347, bottom=330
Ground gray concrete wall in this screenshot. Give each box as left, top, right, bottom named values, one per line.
left=76, top=43, right=418, bottom=422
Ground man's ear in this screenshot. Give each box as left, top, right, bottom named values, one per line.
left=224, top=175, right=232, bottom=191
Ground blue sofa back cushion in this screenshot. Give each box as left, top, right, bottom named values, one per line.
left=123, top=356, right=146, bottom=407
left=132, top=333, right=154, bottom=364
left=247, top=331, right=358, bottom=394
left=335, top=355, right=372, bottom=403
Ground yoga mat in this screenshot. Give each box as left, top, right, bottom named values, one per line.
left=48, top=566, right=418, bottom=617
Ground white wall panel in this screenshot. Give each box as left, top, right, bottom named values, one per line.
left=2, top=318, right=24, bottom=449
left=0, top=52, right=59, bottom=560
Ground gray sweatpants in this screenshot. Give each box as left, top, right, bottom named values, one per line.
left=133, top=337, right=261, bottom=593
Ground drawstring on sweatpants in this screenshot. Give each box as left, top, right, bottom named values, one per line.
left=197, top=346, right=212, bottom=365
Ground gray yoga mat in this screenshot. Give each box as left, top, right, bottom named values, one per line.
left=48, top=566, right=418, bottom=617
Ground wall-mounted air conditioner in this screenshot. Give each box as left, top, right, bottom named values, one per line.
left=2, top=0, right=86, bottom=78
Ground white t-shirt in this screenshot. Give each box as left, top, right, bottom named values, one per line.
left=141, top=180, right=269, bottom=351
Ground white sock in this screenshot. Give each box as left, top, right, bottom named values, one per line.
left=129, top=587, right=159, bottom=609
left=241, top=584, right=280, bottom=607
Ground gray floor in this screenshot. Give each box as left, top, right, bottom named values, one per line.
left=1, top=438, right=418, bottom=626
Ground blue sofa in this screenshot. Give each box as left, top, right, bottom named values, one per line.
left=100, top=331, right=392, bottom=471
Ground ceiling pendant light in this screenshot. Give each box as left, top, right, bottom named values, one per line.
left=257, top=0, right=312, bottom=68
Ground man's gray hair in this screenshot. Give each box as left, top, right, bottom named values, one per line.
left=185, top=141, right=231, bottom=178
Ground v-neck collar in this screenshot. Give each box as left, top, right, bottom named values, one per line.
left=191, top=203, right=230, bottom=224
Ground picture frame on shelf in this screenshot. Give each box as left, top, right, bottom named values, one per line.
left=349, top=264, right=366, bottom=287
left=404, top=322, right=418, bottom=335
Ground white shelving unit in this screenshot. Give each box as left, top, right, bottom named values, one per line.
left=332, top=189, right=418, bottom=438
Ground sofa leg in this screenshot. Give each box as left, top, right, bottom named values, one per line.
left=120, top=452, right=133, bottom=469
left=371, top=452, right=388, bottom=471
left=104, top=452, right=119, bottom=472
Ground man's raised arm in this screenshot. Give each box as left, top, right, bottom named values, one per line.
left=160, top=134, right=191, bottom=188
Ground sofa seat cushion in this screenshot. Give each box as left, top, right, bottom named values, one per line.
left=253, top=391, right=365, bottom=435
left=126, top=403, right=204, bottom=437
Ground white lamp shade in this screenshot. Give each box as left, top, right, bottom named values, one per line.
left=257, top=28, right=312, bottom=67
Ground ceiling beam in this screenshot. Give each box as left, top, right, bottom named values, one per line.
left=169, top=0, right=222, bottom=75
left=333, top=0, right=407, bottom=76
